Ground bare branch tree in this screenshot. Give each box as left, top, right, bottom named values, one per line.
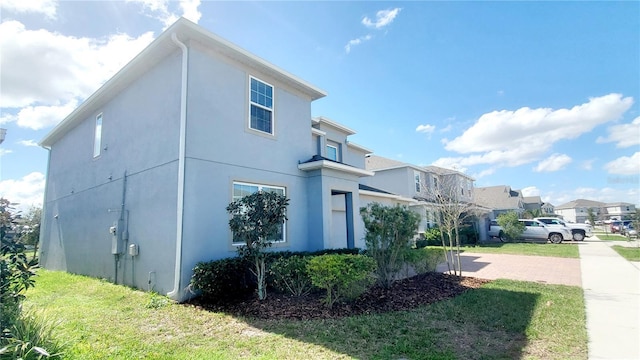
left=420, top=170, right=478, bottom=277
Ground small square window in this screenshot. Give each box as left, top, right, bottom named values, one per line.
left=326, top=144, right=338, bottom=161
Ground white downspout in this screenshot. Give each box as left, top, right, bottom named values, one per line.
left=168, top=33, right=188, bottom=300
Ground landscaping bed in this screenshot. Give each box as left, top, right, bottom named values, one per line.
left=188, top=272, right=490, bottom=320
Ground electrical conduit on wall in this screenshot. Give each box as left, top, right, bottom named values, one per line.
left=167, top=33, right=188, bottom=300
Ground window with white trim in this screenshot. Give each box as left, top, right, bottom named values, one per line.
left=232, top=181, right=286, bottom=245
left=326, top=143, right=338, bottom=161
left=249, top=77, right=274, bottom=134
left=93, top=113, right=103, bottom=158
left=414, top=171, right=421, bottom=192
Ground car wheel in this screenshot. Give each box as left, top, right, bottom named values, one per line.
left=573, top=231, right=585, bottom=241
left=499, top=231, right=506, bottom=243
left=549, top=233, right=563, bottom=244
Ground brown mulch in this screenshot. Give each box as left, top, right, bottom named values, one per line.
left=187, top=272, right=490, bottom=320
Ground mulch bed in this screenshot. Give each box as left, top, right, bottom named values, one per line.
left=187, top=272, right=490, bottom=320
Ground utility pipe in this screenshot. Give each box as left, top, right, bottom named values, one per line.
left=167, top=33, right=188, bottom=300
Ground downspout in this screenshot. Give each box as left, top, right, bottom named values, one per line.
left=168, top=33, right=188, bottom=300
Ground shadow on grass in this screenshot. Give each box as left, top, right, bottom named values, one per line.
left=239, top=285, right=540, bottom=360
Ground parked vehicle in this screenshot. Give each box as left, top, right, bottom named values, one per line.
left=621, top=223, right=637, bottom=238
left=535, top=217, right=593, bottom=241
left=488, top=219, right=571, bottom=243
left=610, top=220, right=632, bottom=234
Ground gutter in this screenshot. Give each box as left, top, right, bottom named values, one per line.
left=167, top=33, right=188, bottom=300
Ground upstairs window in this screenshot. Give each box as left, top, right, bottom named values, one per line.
left=232, top=181, right=286, bottom=245
left=249, top=77, right=274, bottom=134
left=93, top=113, right=103, bottom=158
left=414, top=171, right=421, bottom=192
left=326, top=143, right=338, bottom=161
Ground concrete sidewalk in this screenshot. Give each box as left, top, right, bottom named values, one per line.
left=580, top=238, right=640, bottom=360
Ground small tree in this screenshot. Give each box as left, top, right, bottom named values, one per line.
left=226, top=191, right=288, bottom=301
left=19, top=207, right=42, bottom=262
left=496, top=212, right=525, bottom=241
left=360, top=203, right=420, bottom=288
left=587, top=208, right=597, bottom=227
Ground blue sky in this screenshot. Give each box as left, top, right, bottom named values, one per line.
left=1, top=0, right=639, bottom=212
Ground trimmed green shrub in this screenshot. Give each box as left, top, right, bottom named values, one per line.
left=307, top=254, right=376, bottom=308
left=360, top=203, right=420, bottom=287
left=190, top=257, right=253, bottom=303
left=269, top=255, right=313, bottom=296
left=404, top=248, right=443, bottom=275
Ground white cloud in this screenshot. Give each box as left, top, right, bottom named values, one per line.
left=603, top=152, right=640, bottom=175
left=440, top=124, right=452, bottom=133
left=18, top=140, right=39, bottom=147
left=12, top=101, right=78, bottom=130
left=533, top=153, right=572, bottom=172
left=435, top=94, right=633, bottom=170
left=345, top=34, right=372, bottom=53
left=0, top=21, right=155, bottom=109
left=0, top=172, right=45, bottom=213
left=0, top=0, right=57, bottom=19
left=128, top=0, right=201, bottom=29
left=362, top=8, right=402, bottom=29
left=416, top=124, right=436, bottom=134
left=596, top=116, right=640, bottom=148
left=521, top=186, right=540, bottom=197
left=0, top=149, right=13, bottom=157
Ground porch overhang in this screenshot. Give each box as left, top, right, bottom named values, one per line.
left=298, top=159, right=374, bottom=177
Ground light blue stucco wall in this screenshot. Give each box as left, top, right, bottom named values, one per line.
left=40, top=51, right=183, bottom=295
left=174, top=43, right=319, bottom=296
left=363, top=167, right=415, bottom=197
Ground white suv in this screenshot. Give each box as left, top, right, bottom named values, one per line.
left=535, top=217, right=593, bottom=241
left=489, top=219, right=572, bottom=243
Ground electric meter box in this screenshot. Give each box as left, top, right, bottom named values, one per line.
left=128, top=244, right=139, bottom=256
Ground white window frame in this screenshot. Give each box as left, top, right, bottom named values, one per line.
left=93, top=113, right=103, bottom=158
left=248, top=76, right=275, bottom=135
left=231, top=181, right=286, bottom=245
left=326, top=144, right=338, bottom=161
left=414, top=171, right=421, bottom=193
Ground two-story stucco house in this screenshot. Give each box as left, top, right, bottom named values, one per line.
left=362, top=155, right=489, bottom=240
left=38, top=18, right=381, bottom=302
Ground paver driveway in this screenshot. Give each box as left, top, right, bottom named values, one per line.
left=437, top=252, right=582, bottom=287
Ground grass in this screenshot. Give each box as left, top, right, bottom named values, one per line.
left=428, top=242, right=580, bottom=258
left=24, top=270, right=588, bottom=359
left=611, top=245, right=640, bottom=261
left=593, top=232, right=630, bottom=241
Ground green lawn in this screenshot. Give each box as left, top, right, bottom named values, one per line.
left=24, top=270, right=587, bottom=359
left=611, top=245, right=640, bottom=261
left=428, top=242, right=580, bottom=258
left=593, top=232, right=629, bottom=241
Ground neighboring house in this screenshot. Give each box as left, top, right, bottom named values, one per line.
left=362, top=155, right=489, bottom=240
left=38, top=18, right=381, bottom=302
left=602, top=202, right=636, bottom=220
left=523, top=196, right=543, bottom=213
left=541, top=202, right=555, bottom=215
left=555, top=199, right=636, bottom=223
left=473, top=185, right=525, bottom=218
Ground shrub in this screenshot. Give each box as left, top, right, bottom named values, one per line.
left=417, top=227, right=444, bottom=247
left=497, top=212, right=525, bottom=242
left=227, top=191, right=289, bottom=300
left=403, top=248, right=443, bottom=275
left=360, top=203, right=420, bottom=287
left=190, top=257, right=253, bottom=303
left=0, top=310, right=65, bottom=359
left=269, top=255, right=313, bottom=296
left=307, top=254, right=376, bottom=308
